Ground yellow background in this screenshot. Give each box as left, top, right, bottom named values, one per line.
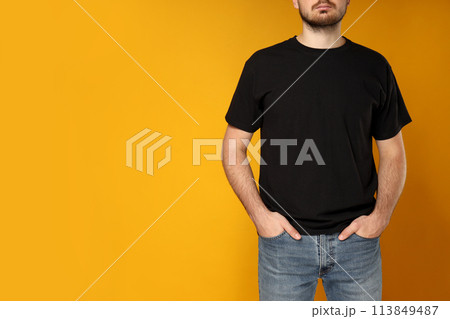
left=1, top=0, right=449, bottom=300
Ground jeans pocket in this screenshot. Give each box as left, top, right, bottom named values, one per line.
left=258, top=229, right=287, bottom=240
left=353, top=233, right=380, bottom=240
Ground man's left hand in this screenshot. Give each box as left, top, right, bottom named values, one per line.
left=338, top=211, right=390, bottom=240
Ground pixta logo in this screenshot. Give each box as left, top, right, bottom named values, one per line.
left=126, top=129, right=326, bottom=177
left=126, top=128, right=172, bottom=176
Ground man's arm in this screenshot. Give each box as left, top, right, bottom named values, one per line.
left=339, top=130, right=408, bottom=240
left=222, top=124, right=301, bottom=240
left=372, top=130, right=408, bottom=220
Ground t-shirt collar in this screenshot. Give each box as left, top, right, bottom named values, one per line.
left=289, top=34, right=352, bottom=54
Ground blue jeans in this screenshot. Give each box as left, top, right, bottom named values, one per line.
left=258, top=230, right=382, bottom=301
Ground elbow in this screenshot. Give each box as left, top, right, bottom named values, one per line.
left=222, top=137, right=246, bottom=168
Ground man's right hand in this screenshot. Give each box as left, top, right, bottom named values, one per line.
left=253, top=210, right=301, bottom=240
left=222, top=125, right=301, bottom=241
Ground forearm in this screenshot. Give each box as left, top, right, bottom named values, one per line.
left=222, top=144, right=268, bottom=223
left=372, top=153, right=407, bottom=221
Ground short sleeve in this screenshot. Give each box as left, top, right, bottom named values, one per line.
left=371, top=64, right=412, bottom=140
left=225, top=57, right=263, bottom=133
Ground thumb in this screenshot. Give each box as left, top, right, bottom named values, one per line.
left=339, top=221, right=358, bottom=241
left=283, top=223, right=301, bottom=240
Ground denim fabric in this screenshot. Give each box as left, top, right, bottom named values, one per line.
left=258, top=230, right=382, bottom=301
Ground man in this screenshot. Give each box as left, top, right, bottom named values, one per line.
left=221, top=0, right=412, bottom=301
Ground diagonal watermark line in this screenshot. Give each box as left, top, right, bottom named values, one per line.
left=252, top=0, right=379, bottom=125
left=76, top=178, right=200, bottom=301
left=71, top=0, right=200, bottom=126
left=253, top=178, right=376, bottom=301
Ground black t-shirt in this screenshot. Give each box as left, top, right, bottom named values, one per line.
left=225, top=35, right=412, bottom=235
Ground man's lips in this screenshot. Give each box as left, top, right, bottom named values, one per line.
left=316, top=5, right=332, bottom=10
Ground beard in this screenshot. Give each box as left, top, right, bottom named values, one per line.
left=298, top=2, right=347, bottom=31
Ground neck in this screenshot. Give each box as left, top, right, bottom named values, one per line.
left=297, top=23, right=345, bottom=49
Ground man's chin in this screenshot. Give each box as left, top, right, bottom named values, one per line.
left=308, top=16, right=340, bottom=27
